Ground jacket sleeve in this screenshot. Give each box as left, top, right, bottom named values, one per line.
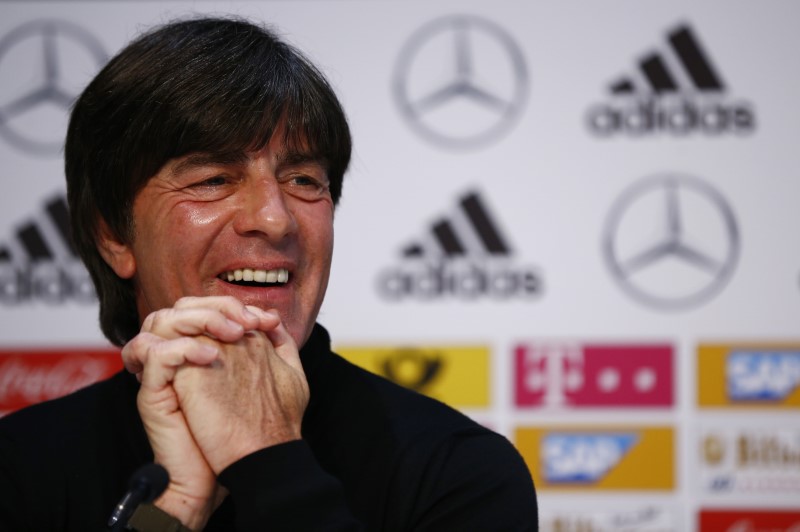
left=409, top=431, right=539, bottom=531
left=0, top=432, right=29, bottom=532
left=217, top=440, right=363, bottom=531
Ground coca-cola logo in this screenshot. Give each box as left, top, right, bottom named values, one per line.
left=726, top=520, right=800, bottom=532
left=0, top=350, right=122, bottom=415
left=700, top=510, right=800, bottom=532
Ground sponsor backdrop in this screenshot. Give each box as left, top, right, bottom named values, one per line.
left=1, top=1, right=798, bottom=530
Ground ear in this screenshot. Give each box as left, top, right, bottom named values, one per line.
left=96, top=218, right=136, bottom=279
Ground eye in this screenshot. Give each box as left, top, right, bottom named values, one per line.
left=193, top=175, right=229, bottom=188
left=292, top=175, right=324, bottom=188
left=180, top=173, right=239, bottom=201
left=281, top=173, right=331, bottom=201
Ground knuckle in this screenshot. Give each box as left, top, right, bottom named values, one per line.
left=141, top=311, right=157, bottom=331
left=174, top=336, right=197, bottom=354
left=143, top=341, right=156, bottom=362
left=123, top=332, right=145, bottom=355
left=142, top=308, right=178, bottom=333
left=146, top=337, right=173, bottom=362
left=174, top=296, right=199, bottom=309
left=218, top=295, right=242, bottom=309
left=123, top=332, right=156, bottom=357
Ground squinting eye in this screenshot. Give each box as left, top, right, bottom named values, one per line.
left=293, top=176, right=322, bottom=188
left=283, top=174, right=330, bottom=200
left=197, top=176, right=228, bottom=187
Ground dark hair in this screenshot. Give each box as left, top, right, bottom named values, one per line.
left=65, top=17, right=352, bottom=346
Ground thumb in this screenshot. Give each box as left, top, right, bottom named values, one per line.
left=265, top=319, right=305, bottom=375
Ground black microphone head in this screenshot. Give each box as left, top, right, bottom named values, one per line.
left=129, top=463, right=170, bottom=502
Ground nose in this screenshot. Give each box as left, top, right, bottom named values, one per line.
left=232, top=178, right=298, bottom=241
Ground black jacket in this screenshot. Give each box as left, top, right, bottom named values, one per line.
left=0, top=324, right=538, bottom=531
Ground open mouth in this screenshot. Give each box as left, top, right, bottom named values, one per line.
left=219, top=268, right=289, bottom=288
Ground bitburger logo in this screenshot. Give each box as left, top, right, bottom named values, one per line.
left=586, top=23, right=756, bottom=137
left=376, top=190, right=542, bottom=300
left=0, top=193, right=95, bottom=304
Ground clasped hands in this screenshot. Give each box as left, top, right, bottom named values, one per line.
left=121, top=296, right=309, bottom=529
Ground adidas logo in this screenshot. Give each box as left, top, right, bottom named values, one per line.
left=376, top=190, right=542, bottom=300
left=0, top=193, right=95, bottom=304
left=586, top=23, right=756, bottom=136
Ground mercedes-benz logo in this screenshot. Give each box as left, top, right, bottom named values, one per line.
left=0, top=19, right=107, bottom=156
left=602, top=174, right=739, bottom=310
left=392, top=14, right=528, bottom=150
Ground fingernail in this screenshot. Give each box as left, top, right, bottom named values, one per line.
left=199, top=344, right=218, bottom=357
left=226, top=319, right=245, bottom=332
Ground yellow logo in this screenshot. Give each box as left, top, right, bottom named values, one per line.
left=515, top=426, right=675, bottom=491
left=335, top=346, right=490, bottom=408
left=697, top=344, right=800, bottom=408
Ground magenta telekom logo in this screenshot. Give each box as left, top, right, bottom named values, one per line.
left=514, top=343, right=673, bottom=407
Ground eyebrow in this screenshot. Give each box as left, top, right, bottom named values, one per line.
left=170, top=149, right=327, bottom=177
left=275, top=149, right=328, bottom=170
left=171, top=151, right=250, bottom=176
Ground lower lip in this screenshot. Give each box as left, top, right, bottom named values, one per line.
left=215, top=278, right=293, bottom=307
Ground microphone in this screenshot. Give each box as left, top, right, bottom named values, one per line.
left=108, top=463, right=169, bottom=530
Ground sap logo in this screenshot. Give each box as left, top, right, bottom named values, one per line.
left=543, top=433, right=638, bottom=483
left=727, top=351, right=800, bottom=401
left=515, top=343, right=673, bottom=407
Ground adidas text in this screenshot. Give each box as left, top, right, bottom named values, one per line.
left=587, top=97, right=755, bottom=136
left=377, top=260, right=542, bottom=300
left=0, top=262, right=96, bottom=304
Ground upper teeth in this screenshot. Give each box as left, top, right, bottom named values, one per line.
left=222, top=268, right=289, bottom=283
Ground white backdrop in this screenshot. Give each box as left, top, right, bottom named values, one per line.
left=1, top=2, right=799, bottom=530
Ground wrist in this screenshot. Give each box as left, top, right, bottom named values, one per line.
left=153, top=486, right=214, bottom=531
left=127, top=503, right=194, bottom=532
left=207, top=432, right=303, bottom=475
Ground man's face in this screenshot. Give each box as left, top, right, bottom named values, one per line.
left=106, top=130, right=334, bottom=348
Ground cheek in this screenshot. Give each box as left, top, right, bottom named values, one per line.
left=298, top=203, right=334, bottom=253
left=186, top=205, right=228, bottom=228
left=134, top=204, right=227, bottom=270
left=312, top=216, right=334, bottom=261
left=165, top=204, right=229, bottom=250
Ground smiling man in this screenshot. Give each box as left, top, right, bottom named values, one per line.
left=0, top=17, right=537, bottom=531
